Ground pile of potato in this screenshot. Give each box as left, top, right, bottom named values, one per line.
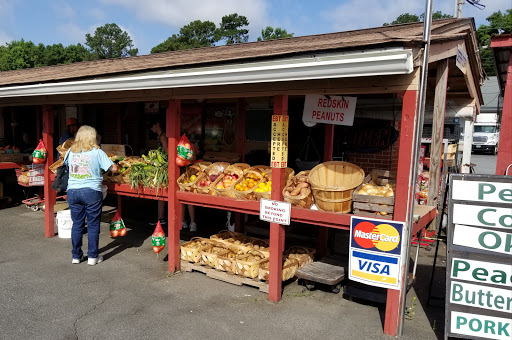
left=357, top=182, right=395, bottom=197
left=284, top=176, right=310, bottom=197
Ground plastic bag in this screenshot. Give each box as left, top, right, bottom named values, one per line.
left=175, top=134, right=196, bottom=167
left=109, top=210, right=127, bottom=237
left=152, top=221, right=166, bottom=253
left=32, top=139, right=47, bottom=164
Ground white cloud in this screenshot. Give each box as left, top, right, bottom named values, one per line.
left=98, top=0, right=268, bottom=39
left=57, top=23, right=88, bottom=44
left=52, top=1, right=75, bottom=19
left=88, top=7, right=106, bottom=22
left=0, top=29, right=13, bottom=45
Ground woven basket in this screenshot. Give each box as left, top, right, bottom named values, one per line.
left=284, top=246, right=316, bottom=268
left=208, top=162, right=245, bottom=197
left=233, top=169, right=264, bottom=201
left=177, top=164, right=204, bottom=192
left=194, top=161, right=213, bottom=171
left=194, top=162, right=230, bottom=195
left=210, top=230, right=253, bottom=251
left=107, top=168, right=131, bottom=184
left=248, top=238, right=270, bottom=257
left=216, top=250, right=239, bottom=274
left=309, top=161, right=365, bottom=213
left=200, top=244, right=229, bottom=269
left=283, top=171, right=314, bottom=209
left=236, top=250, right=267, bottom=279
left=258, top=257, right=299, bottom=281
left=255, top=168, right=295, bottom=201
left=180, top=237, right=212, bottom=263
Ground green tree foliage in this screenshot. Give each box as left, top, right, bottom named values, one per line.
left=477, top=9, right=512, bottom=76
left=85, top=23, right=138, bottom=59
left=383, top=11, right=452, bottom=26
left=0, top=40, right=44, bottom=71
left=151, top=20, right=217, bottom=53
left=257, top=26, right=294, bottom=41
left=216, top=13, right=249, bottom=44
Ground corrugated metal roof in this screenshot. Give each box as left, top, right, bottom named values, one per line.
left=0, top=18, right=476, bottom=87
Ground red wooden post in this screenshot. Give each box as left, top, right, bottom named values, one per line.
left=316, top=124, right=335, bottom=258
left=235, top=98, right=247, bottom=232
left=496, top=52, right=512, bottom=175
left=42, top=105, right=56, bottom=238
left=167, top=99, right=182, bottom=272
left=117, top=107, right=123, bottom=215
left=268, top=95, right=288, bottom=302
left=383, top=90, right=418, bottom=336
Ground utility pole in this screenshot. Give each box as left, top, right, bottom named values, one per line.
left=454, top=0, right=463, bottom=18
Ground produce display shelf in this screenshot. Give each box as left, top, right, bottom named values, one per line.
left=105, top=182, right=168, bottom=201
left=0, top=162, right=22, bottom=170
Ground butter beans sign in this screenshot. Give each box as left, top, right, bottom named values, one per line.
left=446, top=174, right=512, bottom=340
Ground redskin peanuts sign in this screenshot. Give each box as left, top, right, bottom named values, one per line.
left=302, top=95, right=357, bottom=126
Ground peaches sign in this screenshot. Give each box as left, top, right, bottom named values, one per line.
left=302, top=95, right=357, bottom=126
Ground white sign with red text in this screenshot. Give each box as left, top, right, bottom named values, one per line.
left=302, top=95, right=357, bottom=126
left=259, top=199, right=291, bottom=225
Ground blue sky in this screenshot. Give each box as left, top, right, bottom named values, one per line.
left=1, top=0, right=510, bottom=55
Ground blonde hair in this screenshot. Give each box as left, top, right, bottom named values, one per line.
left=70, top=125, right=100, bottom=153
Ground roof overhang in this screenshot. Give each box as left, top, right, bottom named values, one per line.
left=0, top=48, right=413, bottom=99
left=491, top=35, right=512, bottom=97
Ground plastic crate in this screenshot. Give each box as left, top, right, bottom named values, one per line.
left=16, top=164, right=44, bottom=186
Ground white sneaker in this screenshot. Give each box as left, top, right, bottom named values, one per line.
left=71, top=255, right=84, bottom=264
left=181, top=221, right=189, bottom=229
left=88, top=255, right=103, bottom=266
left=189, top=222, right=197, bottom=232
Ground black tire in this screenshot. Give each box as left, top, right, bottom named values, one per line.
left=493, top=145, right=498, bottom=155
left=332, top=283, right=342, bottom=294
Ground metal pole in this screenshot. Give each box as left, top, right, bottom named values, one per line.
left=454, top=0, right=463, bottom=18
left=398, top=0, right=434, bottom=336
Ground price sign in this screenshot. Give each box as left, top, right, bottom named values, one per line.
left=271, top=115, right=289, bottom=168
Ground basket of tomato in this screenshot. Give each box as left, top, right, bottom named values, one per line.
left=213, top=163, right=250, bottom=197
left=233, top=167, right=266, bottom=201
left=254, top=168, right=295, bottom=201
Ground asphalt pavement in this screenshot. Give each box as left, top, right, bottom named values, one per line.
left=0, top=205, right=441, bottom=340
left=469, top=153, right=497, bottom=174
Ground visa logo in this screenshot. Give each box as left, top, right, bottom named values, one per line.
left=358, top=260, right=390, bottom=275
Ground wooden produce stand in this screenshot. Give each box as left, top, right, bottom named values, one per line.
left=0, top=19, right=484, bottom=337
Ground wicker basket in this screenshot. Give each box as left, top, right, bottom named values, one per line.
left=194, top=162, right=230, bottom=195
left=282, top=171, right=314, bottom=209
left=248, top=238, right=270, bottom=257
left=194, top=161, right=212, bottom=171
left=309, top=161, right=365, bottom=213
left=210, top=230, right=253, bottom=251
left=258, top=257, right=299, bottom=281
left=211, top=163, right=247, bottom=197
left=284, top=246, right=316, bottom=268
left=107, top=168, right=131, bottom=184
left=233, top=169, right=264, bottom=201
left=200, top=244, right=230, bottom=269
left=254, top=168, right=295, bottom=201
left=236, top=250, right=267, bottom=279
left=177, top=164, right=204, bottom=192
left=216, top=250, right=239, bottom=274
left=180, top=237, right=212, bottom=263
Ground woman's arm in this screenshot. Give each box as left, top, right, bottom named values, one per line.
left=160, top=132, right=168, bottom=153
left=109, top=164, right=119, bottom=173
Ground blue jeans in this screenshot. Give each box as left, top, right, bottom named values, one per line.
left=67, top=188, right=103, bottom=259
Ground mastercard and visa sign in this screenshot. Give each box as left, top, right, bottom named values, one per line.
left=349, top=217, right=404, bottom=290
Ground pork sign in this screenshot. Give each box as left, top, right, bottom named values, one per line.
left=302, top=95, right=356, bottom=126
left=446, top=174, right=512, bottom=340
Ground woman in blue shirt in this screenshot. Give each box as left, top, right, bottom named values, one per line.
left=64, top=126, right=118, bottom=265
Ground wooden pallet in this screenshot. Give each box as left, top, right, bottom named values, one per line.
left=181, top=261, right=269, bottom=293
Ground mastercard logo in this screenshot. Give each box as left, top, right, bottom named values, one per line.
left=353, top=221, right=400, bottom=252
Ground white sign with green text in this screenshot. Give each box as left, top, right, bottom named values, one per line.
left=446, top=175, right=512, bottom=340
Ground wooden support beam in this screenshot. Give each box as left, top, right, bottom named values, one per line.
left=384, top=89, right=418, bottom=336
left=42, top=105, right=56, bottom=238
left=268, top=95, right=287, bottom=302
left=167, top=99, right=182, bottom=272
left=427, top=60, right=449, bottom=208
left=496, top=51, right=512, bottom=175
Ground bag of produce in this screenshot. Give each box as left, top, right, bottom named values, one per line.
left=152, top=221, right=166, bottom=253
left=109, top=210, right=127, bottom=238
left=32, top=139, right=47, bottom=164
left=176, top=134, right=195, bottom=167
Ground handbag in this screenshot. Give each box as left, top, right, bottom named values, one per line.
left=51, top=152, right=70, bottom=192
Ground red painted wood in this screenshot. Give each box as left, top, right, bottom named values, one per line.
left=384, top=90, right=417, bottom=336
left=496, top=52, right=512, bottom=175
left=412, top=206, right=437, bottom=235
left=42, top=106, right=56, bottom=238
left=167, top=99, right=182, bottom=272
left=0, top=162, right=22, bottom=170
left=323, top=124, right=334, bottom=161
left=268, top=95, right=288, bottom=302
left=490, top=35, right=512, bottom=48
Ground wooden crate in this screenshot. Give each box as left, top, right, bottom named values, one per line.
left=352, top=170, right=396, bottom=219
left=0, top=153, right=24, bottom=163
